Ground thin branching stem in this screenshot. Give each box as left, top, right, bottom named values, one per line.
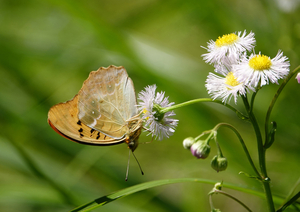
left=242, top=95, right=275, bottom=212
left=214, top=189, right=253, bottom=212
left=160, top=98, right=248, bottom=120
left=264, top=65, right=300, bottom=147
left=213, top=123, right=260, bottom=178
left=250, top=89, right=259, bottom=114
left=276, top=191, right=300, bottom=212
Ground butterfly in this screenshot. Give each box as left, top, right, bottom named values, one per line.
left=48, top=65, right=143, bottom=152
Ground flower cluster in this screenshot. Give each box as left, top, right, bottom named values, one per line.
left=136, top=30, right=291, bottom=142
left=202, top=30, right=290, bottom=104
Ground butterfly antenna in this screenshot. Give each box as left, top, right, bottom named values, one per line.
left=132, top=151, right=144, bottom=176
left=125, top=150, right=131, bottom=181
left=125, top=150, right=144, bottom=181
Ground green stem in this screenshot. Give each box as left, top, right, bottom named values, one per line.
left=242, top=95, right=265, bottom=174
left=277, top=191, right=300, bottom=212
left=213, top=123, right=260, bottom=178
left=265, top=65, right=300, bottom=147
left=208, top=194, right=216, bottom=211
left=194, top=130, right=212, bottom=141
left=160, top=98, right=247, bottom=120
left=215, top=189, right=252, bottom=212
left=285, top=177, right=300, bottom=205
left=214, top=138, right=223, bottom=157
left=242, top=95, right=275, bottom=212
left=277, top=177, right=300, bottom=212
left=250, top=89, right=259, bottom=114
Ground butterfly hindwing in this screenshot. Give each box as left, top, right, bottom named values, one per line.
left=48, top=94, right=124, bottom=145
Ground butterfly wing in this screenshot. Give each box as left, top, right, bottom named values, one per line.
left=77, top=65, right=138, bottom=139
left=48, top=94, right=123, bottom=145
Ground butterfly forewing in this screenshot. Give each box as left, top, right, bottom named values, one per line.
left=48, top=94, right=123, bottom=145
left=77, top=66, right=138, bottom=139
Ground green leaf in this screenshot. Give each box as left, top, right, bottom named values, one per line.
left=70, top=178, right=270, bottom=212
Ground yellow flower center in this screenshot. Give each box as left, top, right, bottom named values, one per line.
left=215, top=33, right=239, bottom=47
left=142, top=108, right=149, bottom=120
left=225, top=72, right=240, bottom=88
left=249, top=55, right=272, bottom=70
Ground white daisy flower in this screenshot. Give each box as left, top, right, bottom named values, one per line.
left=138, top=85, right=178, bottom=140
left=233, top=51, right=290, bottom=88
left=205, top=71, right=247, bottom=104
left=202, top=30, right=256, bottom=66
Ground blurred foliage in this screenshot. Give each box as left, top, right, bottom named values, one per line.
left=0, top=0, right=300, bottom=211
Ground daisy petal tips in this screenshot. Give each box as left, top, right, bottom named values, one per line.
left=202, top=30, right=256, bottom=66
left=138, top=85, right=178, bottom=140
left=205, top=71, right=247, bottom=104
left=233, top=50, right=290, bottom=88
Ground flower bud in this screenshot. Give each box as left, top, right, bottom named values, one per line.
left=211, top=155, right=228, bottom=172
left=183, top=137, right=195, bottom=149
left=190, top=141, right=211, bottom=159
left=214, top=182, right=222, bottom=191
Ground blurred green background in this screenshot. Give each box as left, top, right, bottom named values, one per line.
left=1, top=0, right=300, bottom=211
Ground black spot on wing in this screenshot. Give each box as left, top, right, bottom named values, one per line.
left=49, top=119, right=124, bottom=146
left=77, top=120, right=82, bottom=126
left=78, top=128, right=83, bottom=133
left=96, top=132, right=100, bottom=140
left=90, top=129, right=95, bottom=137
